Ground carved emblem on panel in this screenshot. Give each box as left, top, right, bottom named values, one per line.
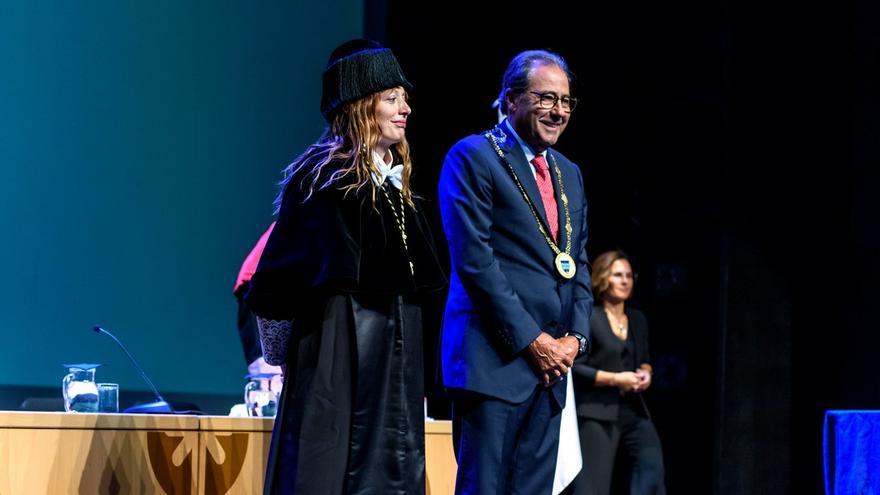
left=146, top=431, right=250, bottom=494
left=147, top=432, right=195, bottom=495
left=204, top=433, right=250, bottom=494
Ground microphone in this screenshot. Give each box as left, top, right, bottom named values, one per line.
left=93, top=325, right=173, bottom=414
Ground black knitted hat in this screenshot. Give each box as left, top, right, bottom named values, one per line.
left=320, top=39, right=412, bottom=121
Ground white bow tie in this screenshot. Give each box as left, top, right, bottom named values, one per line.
left=373, top=161, right=403, bottom=190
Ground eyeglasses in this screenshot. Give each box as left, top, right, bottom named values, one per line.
left=529, top=91, right=578, bottom=112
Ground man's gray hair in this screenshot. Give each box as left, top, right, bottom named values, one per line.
left=497, top=50, right=572, bottom=115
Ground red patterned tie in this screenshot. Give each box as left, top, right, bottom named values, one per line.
left=532, top=155, right=559, bottom=241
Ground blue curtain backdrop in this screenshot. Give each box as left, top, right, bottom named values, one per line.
left=0, top=1, right=363, bottom=397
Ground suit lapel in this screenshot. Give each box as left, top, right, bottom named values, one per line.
left=598, top=309, right=615, bottom=343
left=625, top=307, right=637, bottom=356
left=495, top=121, right=551, bottom=232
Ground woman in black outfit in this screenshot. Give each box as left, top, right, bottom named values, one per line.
left=570, top=250, right=665, bottom=495
left=245, top=39, right=445, bottom=495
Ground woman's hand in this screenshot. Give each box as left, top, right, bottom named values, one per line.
left=634, top=368, right=652, bottom=392
left=612, top=371, right=641, bottom=392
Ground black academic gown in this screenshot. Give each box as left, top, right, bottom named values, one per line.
left=246, top=158, right=446, bottom=495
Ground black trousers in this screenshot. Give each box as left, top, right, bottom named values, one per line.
left=569, top=407, right=665, bottom=495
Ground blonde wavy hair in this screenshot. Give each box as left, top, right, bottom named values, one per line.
left=274, top=90, right=414, bottom=213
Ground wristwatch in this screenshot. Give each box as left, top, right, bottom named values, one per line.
left=567, top=332, right=589, bottom=355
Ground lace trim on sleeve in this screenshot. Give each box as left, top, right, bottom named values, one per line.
left=256, top=316, right=292, bottom=366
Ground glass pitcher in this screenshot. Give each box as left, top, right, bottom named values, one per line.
left=62, top=364, right=101, bottom=413
left=244, top=372, right=282, bottom=417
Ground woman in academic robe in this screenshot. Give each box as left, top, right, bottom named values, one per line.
left=245, top=39, right=445, bottom=495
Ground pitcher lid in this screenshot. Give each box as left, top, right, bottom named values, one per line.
left=62, top=363, right=103, bottom=370
left=245, top=372, right=281, bottom=380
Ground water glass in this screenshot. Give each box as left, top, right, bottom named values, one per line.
left=97, top=383, right=119, bottom=413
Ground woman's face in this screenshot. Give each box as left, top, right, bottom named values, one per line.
left=604, top=258, right=634, bottom=303
left=374, top=86, right=411, bottom=153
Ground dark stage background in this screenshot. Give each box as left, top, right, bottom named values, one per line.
left=369, top=0, right=880, bottom=493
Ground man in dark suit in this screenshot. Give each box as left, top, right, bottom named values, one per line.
left=439, top=50, right=593, bottom=495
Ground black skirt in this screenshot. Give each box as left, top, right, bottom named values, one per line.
left=264, top=293, right=426, bottom=495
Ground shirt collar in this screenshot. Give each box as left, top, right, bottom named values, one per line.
left=372, top=149, right=393, bottom=169
left=370, top=149, right=403, bottom=190
left=503, top=118, right=547, bottom=164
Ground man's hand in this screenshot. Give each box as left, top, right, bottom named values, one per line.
left=527, top=332, right=574, bottom=386
left=558, top=335, right=580, bottom=363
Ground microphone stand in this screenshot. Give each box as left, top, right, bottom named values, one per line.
left=93, top=325, right=173, bottom=414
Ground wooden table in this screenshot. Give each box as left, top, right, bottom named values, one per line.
left=0, top=411, right=456, bottom=494
left=425, top=420, right=457, bottom=495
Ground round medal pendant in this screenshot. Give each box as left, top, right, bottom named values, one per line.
left=554, top=252, right=576, bottom=279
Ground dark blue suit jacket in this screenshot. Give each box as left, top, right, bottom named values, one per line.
left=439, top=120, right=593, bottom=406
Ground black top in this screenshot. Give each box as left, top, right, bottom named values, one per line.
left=573, top=305, right=652, bottom=421
left=245, top=157, right=446, bottom=321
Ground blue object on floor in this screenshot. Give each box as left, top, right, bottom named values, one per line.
left=824, top=410, right=880, bottom=495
